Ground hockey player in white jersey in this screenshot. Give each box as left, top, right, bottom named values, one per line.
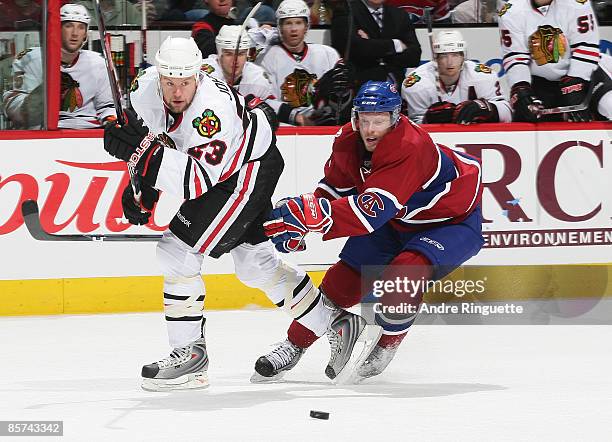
left=257, top=0, right=352, bottom=126
left=402, top=30, right=512, bottom=124
left=499, top=0, right=612, bottom=121
left=2, top=4, right=116, bottom=129
left=201, top=25, right=273, bottom=101
left=103, top=36, right=354, bottom=391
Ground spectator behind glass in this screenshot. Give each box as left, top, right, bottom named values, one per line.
left=3, top=4, right=116, bottom=129
left=76, top=0, right=157, bottom=26
left=386, top=0, right=451, bottom=23
left=158, top=0, right=209, bottom=21
left=0, top=0, right=42, bottom=30
left=330, top=0, right=421, bottom=91
left=191, top=0, right=236, bottom=57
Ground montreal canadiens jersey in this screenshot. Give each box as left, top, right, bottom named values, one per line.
left=129, top=67, right=273, bottom=200
left=498, top=0, right=601, bottom=86
left=314, top=116, right=482, bottom=240
left=257, top=43, right=339, bottom=111
left=3, top=47, right=115, bottom=129
left=401, top=60, right=512, bottom=123
left=201, top=55, right=274, bottom=100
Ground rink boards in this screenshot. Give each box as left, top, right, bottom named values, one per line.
left=0, top=122, right=610, bottom=314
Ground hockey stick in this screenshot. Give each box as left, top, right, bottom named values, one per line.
left=21, top=200, right=162, bottom=242
left=538, top=80, right=594, bottom=115
left=230, top=2, right=261, bottom=86
left=425, top=8, right=443, bottom=101
left=94, top=0, right=142, bottom=202
left=139, top=0, right=150, bottom=70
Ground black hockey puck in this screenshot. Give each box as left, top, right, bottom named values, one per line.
left=309, top=410, right=330, bottom=420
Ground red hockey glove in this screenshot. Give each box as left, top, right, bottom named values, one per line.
left=264, top=194, right=333, bottom=249
left=424, top=101, right=456, bottom=123
left=559, top=76, right=592, bottom=122
left=453, top=99, right=499, bottom=124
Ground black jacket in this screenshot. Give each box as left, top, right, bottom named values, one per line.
left=191, top=14, right=235, bottom=58
left=331, top=0, right=421, bottom=88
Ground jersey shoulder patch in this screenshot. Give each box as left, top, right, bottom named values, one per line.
left=474, top=63, right=492, bottom=74
left=16, top=48, right=32, bottom=60
left=403, top=73, right=421, bottom=88
left=498, top=3, right=512, bottom=16
left=201, top=63, right=215, bottom=74
left=192, top=109, right=222, bottom=138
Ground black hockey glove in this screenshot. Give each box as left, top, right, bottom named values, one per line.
left=103, top=108, right=153, bottom=162
left=424, top=101, right=456, bottom=124
left=328, top=60, right=350, bottom=98
left=510, top=82, right=542, bottom=123
left=559, top=76, right=592, bottom=122
left=121, top=181, right=159, bottom=225
left=245, top=95, right=279, bottom=132
left=452, top=99, right=499, bottom=124
left=309, top=105, right=336, bottom=125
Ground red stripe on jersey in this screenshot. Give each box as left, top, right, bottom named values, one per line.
left=193, top=163, right=202, bottom=197
left=199, top=162, right=255, bottom=253
left=573, top=48, right=600, bottom=58
left=502, top=57, right=530, bottom=68
left=219, top=130, right=248, bottom=182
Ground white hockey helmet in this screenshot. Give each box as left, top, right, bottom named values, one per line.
left=215, top=25, right=254, bottom=53
left=155, top=36, right=203, bottom=78
left=60, top=4, right=91, bottom=26
left=433, top=30, right=467, bottom=55
left=276, top=0, right=310, bottom=26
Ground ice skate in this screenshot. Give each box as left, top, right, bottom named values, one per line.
left=250, top=339, right=305, bottom=383
left=325, top=310, right=382, bottom=384
left=353, top=343, right=399, bottom=382
left=141, top=338, right=209, bottom=391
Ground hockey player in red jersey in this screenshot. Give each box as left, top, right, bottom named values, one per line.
left=254, top=81, right=484, bottom=382
left=499, top=0, right=612, bottom=122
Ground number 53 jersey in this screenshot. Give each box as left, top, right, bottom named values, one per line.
left=498, top=0, right=601, bottom=87
left=129, top=67, right=273, bottom=200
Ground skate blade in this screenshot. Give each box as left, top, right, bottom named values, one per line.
left=249, top=370, right=287, bottom=384
left=332, top=325, right=382, bottom=385
left=141, top=372, right=209, bottom=392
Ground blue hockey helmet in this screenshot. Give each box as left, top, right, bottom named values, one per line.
left=352, top=81, right=402, bottom=129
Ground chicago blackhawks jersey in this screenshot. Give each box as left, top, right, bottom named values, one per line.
left=200, top=55, right=274, bottom=100
left=498, top=0, right=601, bottom=86
left=257, top=43, right=339, bottom=112
left=401, top=60, right=512, bottom=123
left=314, top=116, right=482, bottom=240
left=129, top=67, right=273, bottom=200
left=3, top=47, right=115, bottom=129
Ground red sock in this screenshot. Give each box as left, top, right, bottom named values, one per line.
left=378, top=332, right=408, bottom=349
left=287, top=320, right=319, bottom=348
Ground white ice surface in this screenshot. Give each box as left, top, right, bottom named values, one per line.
left=1, top=310, right=611, bottom=442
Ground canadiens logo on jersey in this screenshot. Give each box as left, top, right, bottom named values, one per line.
left=475, top=64, right=492, bottom=74
left=497, top=3, right=511, bottom=16
left=529, top=25, right=567, bottom=66
left=403, top=73, right=421, bottom=88
left=60, top=72, right=83, bottom=112
left=280, top=68, right=317, bottom=107
left=201, top=64, right=215, bottom=74
left=192, top=109, right=221, bottom=138
left=357, top=192, right=384, bottom=217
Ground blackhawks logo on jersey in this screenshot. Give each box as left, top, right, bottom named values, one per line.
left=129, top=69, right=146, bottom=92
left=529, top=25, right=567, bottom=66
left=192, top=109, right=221, bottom=138
left=201, top=64, right=215, bottom=74
left=60, top=72, right=83, bottom=112
left=157, top=132, right=176, bottom=150
left=280, top=68, right=317, bottom=107
left=475, top=63, right=492, bottom=74
left=403, top=73, right=420, bottom=88
left=16, top=48, right=32, bottom=60
left=498, top=3, right=511, bottom=16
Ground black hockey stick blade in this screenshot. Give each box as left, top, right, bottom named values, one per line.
left=21, top=200, right=162, bottom=242
left=539, top=80, right=595, bottom=115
